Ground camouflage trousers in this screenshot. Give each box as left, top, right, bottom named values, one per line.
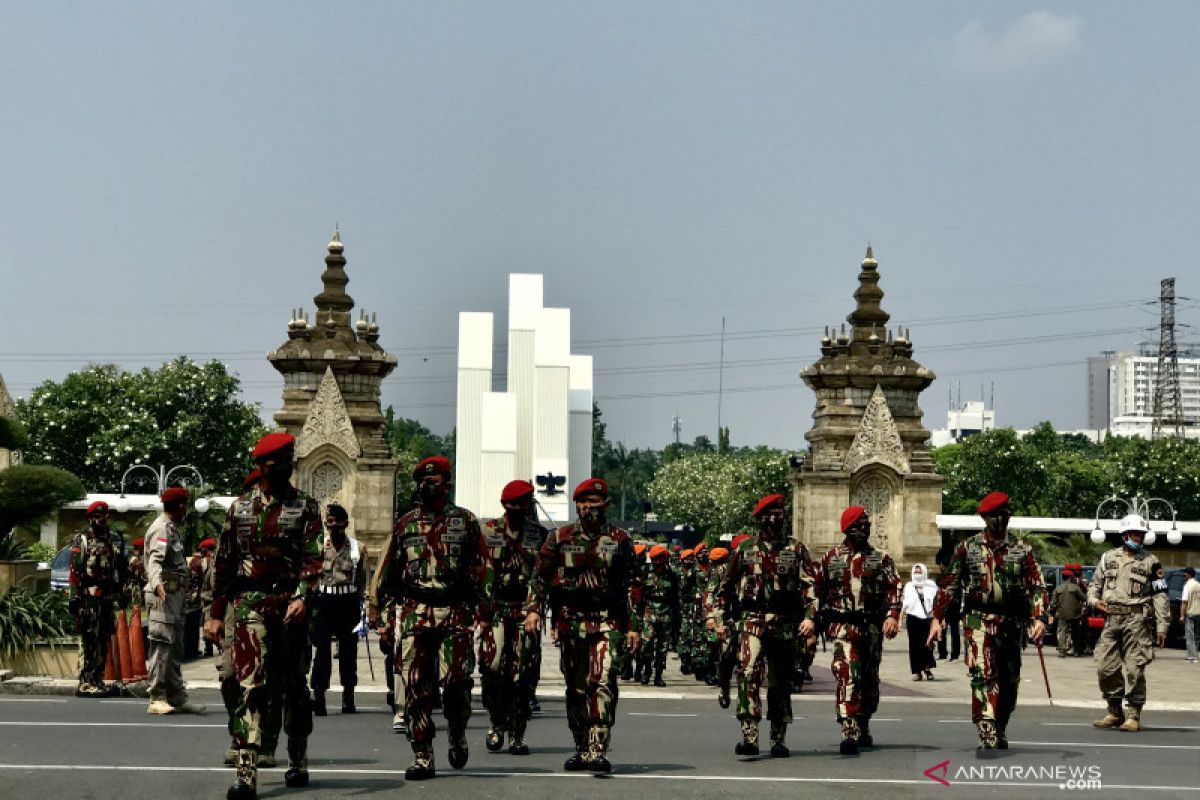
left=398, top=611, right=474, bottom=749
left=736, top=618, right=796, bottom=724
left=714, top=628, right=738, bottom=693
left=218, top=604, right=282, bottom=752
left=228, top=598, right=312, bottom=750
left=1095, top=611, right=1154, bottom=708
left=830, top=623, right=883, bottom=737
left=962, top=616, right=1023, bottom=731
left=559, top=629, right=624, bottom=754
left=1056, top=616, right=1085, bottom=657
left=75, top=598, right=116, bottom=688
left=478, top=606, right=535, bottom=736
left=637, top=618, right=672, bottom=675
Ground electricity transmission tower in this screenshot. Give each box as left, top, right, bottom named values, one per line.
left=1151, top=278, right=1185, bottom=440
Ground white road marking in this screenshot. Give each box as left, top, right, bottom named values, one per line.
left=0, top=764, right=1194, bottom=791
left=0, top=722, right=225, bottom=729
left=1013, top=740, right=1200, bottom=750
left=627, top=713, right=698, bottom=717
left=937, top=719, right=975, bottom=723
left=1042, top=722, right=1200, bottom=730
left=0, top=699, right=67, bottom=703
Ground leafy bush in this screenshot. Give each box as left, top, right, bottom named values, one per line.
left=0, top=589, right=73, bottom=661
left=0, top=464, right=86, bottom=535
left=23, top=542, right=57, bottom=564
left=0, top=417, right=29, bottom=451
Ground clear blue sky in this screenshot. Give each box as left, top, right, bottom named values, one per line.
left=2, top=3, right=1196, bottom=449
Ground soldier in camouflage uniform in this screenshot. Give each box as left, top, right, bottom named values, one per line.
left=703, top=545, right=734, bottom=708
left=204, top=433, right=322, bottom=800
left=716, top=494, right=818, bottom=758
left=371, top=455, right=486, bottom=781
left=627, top=543, right=647, bottom=682
left=676, top=549, right=697, bottom=674
left=1089, top=514, right=1170, bottom=732
left=929, top=492, right=1046, bottom=752
left=817, top=507, right=901, bottom=755
left=477, top=480, right=547, bottom=756
left=639, top=544, right=679, bottom=687
left=68, top=501, right=129, bottom=697
left=688, top=543, right=714, bottom=682
left=524, top=477, right=642, bottom=774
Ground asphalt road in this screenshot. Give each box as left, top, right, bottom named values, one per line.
left=0, top=689, right=1197, bottom=800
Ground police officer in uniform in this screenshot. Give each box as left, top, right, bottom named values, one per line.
left=310, top=503, right=366, bottom=716
left=144, top=486, right=206, bottom=715
left=371, top=455, right=486, bottom=781
left=817, top=507, right=901, bottom=755
left=716, top=494, right=818, bottom=758
left=524, top=478, right=642, bottom=774
left=68, top=501, right=128, bottom=697
left=929, top=492, right=1047, bottom=752
left=1089, top=514, right=1170, bottom=732
left=204, top=433, right=322, bottom=800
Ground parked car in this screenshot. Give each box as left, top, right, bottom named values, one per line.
left=1039, top=564, right=1101, bottom=649
left=1163, top=567, right=1193, bottom=649
left=49, top=544, right=71, bottom=592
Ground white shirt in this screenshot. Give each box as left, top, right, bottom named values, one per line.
left=1183, top=578, right=1200, bottom=616
left=902, top=582, right=938, bottom=619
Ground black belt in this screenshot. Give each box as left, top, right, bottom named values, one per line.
left=403, top=586, right=464, bottom=606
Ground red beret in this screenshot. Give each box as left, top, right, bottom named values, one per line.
left=694, top=541, right=709, bottom=553
left=731, top=533, right=752, bottom=549
left=649, top=544, right=669, bottom=561
left=752, top=493, right=786, bottom=518
left=500, top=479, right=535, bottom=503
left=573, top=478, right=608, bottom=501
left=252, top=432, right=295, bottom=460
left=86, top=501, right=109, bottom=515
left=709, top=547, right=730, bottom=563
left=242, top=468, right=262, bottom=490
left=199, top=538, right=217, bottom=550
left=132, top=538, right=145, bottom=548
left=680, top=548, right=694, bottom=560
left=161, top=486, right=189, bottom=505
left=977, top=491, right=1010, bottom=515
left=841, top=506, right=868, bottom=532
left=412, top=455, right=452, bottom=480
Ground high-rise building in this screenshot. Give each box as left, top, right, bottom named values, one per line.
left=1106, top=344, right=1200, bottom=431
left=1086, top=353, right=1118, bottom=429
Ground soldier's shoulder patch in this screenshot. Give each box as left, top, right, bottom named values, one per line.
left=447, top=517, right=466, bottom=531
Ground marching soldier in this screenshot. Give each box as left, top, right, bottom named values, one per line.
left=68, top=501, right=129, bottom=697
left=189, top=537, right=218, bottom=657
left=817, top=507, right=901, bottom=755
left=310, top=504, right=367, bottom=716
left=929, top=491, right=1046, bottom=752
left=676, top=548, right=697, bottom=674
left=371, top=456, right=486, bottom=781
left=1048, top=567, right=1087, bottom=658
left=144, top=486, right=206, bottom=715
left=524, top=478, right=643, bottom=774
left=703, top=545, right=735, bottom=708
left=640, top=544, right=679, bottom=687
left=204, top=432, right=322, bottom=799
left=716, top=494, right=818, bottom=758
left=1089, top=514, right=1170, bottom=732
left=627, top=542, right=647, bottom=682
left=127, top=538, right=146, bottom=612
left=477, top=479, right=546, bottom=756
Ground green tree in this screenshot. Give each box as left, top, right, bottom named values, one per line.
left=16, top=359, right=267, bottom=493
left=647, top=449, right=790, bottom=536
left=0, top=417, right=29, bottom=451
left=0, top=465, right=86, bottom=540
left=384, top=408, right=453, bottom=510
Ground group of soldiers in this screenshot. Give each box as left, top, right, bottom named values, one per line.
left=67, top=432, right=1175, bottom=798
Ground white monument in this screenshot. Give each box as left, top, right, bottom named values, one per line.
left=455, top=275, right=593, bottom=521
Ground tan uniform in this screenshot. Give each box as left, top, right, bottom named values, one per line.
left=1088, top=547, right=1170, bottom=709
left=144, top=513, right=191, bottom=706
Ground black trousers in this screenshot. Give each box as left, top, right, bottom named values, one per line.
left=906, top=616, right=937, bottom=674
left=309, top=594, right=360, bottom=692
left=937, top=612, right=961, bottom=660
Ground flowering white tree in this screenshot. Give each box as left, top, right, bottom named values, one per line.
left=647, top=448, right=790, bottom=536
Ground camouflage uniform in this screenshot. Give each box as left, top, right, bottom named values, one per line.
left=373, top=502, right=486, bottom=769
left=1088, top=546, right=1170, bottom=727
left=143, top=513, right=193, bottom=707
left=686, top=559, right=715, bottom=679
left=717, top=535, right=818, bottom=750
left=703, top=559, right=736, bottom=703
left=638, top=560, right=679, bottom=684
left=817, top=542, right=901, bottom=743
left=527, top=520, right=642, bottom=764
left=69, top=526, right=128, bottom=694
left=477, top=514, right=546, bottom=748
left=210, top=487, right=321, bottom=764
left=676, top=558, right=698, bottom=671
left=933, top=533, right=1046, bottom=747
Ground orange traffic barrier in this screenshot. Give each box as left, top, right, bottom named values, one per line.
left=115, top=608, right=134, bottom=682
left=104, top=634, right=118, bottom=681
left=129, top=605, right=147, bottom=680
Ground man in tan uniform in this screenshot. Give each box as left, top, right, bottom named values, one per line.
left=144, top=487, right=205, bottom=715
left=1089, top=514, right=1170, bottom=732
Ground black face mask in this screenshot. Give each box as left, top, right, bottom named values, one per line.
left=578, top=506, right=604, bottom=526
left=418, top=482, right=448, bottom=507
left=762, top=517, right=786, bottom=538
left=265, top=460, right=294, bottom=486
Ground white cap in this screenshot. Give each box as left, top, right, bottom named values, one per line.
left=1118, top=514, right=1149, bottom=534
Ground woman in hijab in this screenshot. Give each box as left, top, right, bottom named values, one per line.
left=902, top=563, right=938, bottom=680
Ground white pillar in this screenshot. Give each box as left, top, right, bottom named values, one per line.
left=533, top=307, right=571, bottom=522
left=455, top=312, right=493, bottom=515
left=478, top=392, right=518, bottom=521
left=568, top=355, right=594, bottom=522
left=507, top=275, right=543, bottom=481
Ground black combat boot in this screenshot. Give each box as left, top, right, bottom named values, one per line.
left=857, top=718, right=873, bottom=748
left=769, top=722, right=789, bottom=758
left=508, top=723, right=530, bottom=755
left=839, top=736, right=859, bottom=756
left=448, top=726, right=469, bottom=769
left=405, top=748, right=435, bottom=781
left=284, top=738, right=309, bottom=788
left=717, top=685, right=730, bottom=709
left=486, top=726, right=505, bottom=752
left=341, top=687, right=356, bottom=714
left=653, top=668, right=667, bottom=687
left=622, top=661, right=635, bottom=681
left=227, top=748, right=258, bottom=800
left=735, top=720, right=760, bottom=756
left=312, top=691, right=327, bottom=717
left=584, top=728, right=612, bottom=773
left=564, top=731, right=587, bottom=771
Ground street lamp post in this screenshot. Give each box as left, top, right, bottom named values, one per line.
left=1090, top=494, right=1182, bottom=546
left=116, top=464, right=210, bottom=514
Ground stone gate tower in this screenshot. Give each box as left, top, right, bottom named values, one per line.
left=793, top=247, right=942, bottom=567
left=267, top=232, right=398, bottom=549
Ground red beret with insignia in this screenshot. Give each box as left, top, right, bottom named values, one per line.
left=977, top=491, right=1010, bottom=515
left=86, top=501, right=109, bottom=515
left=752, top=493, right=786, bottom=518
left=242, top=468, right=262, bottom=490
left=500, top=479, right=535, bottom=503
left=412, top=455, right=452, bottom=480
left=161, top=486, right=189, bottom=505
left=251, top=432, right=295, bottom=461
left=841, top=505, right=868, bottom=532
left=573, top=478, right=608, bottom=501
left=199, top=538, right=217, bottom=551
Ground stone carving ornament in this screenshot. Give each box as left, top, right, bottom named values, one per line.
left=852, top=473, right=893, bottom=548
left=296, top=367, right=362, bottom=460
left=310, top=460, right=345, bottom=507
left=843, top=385, right=909, bottom=476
